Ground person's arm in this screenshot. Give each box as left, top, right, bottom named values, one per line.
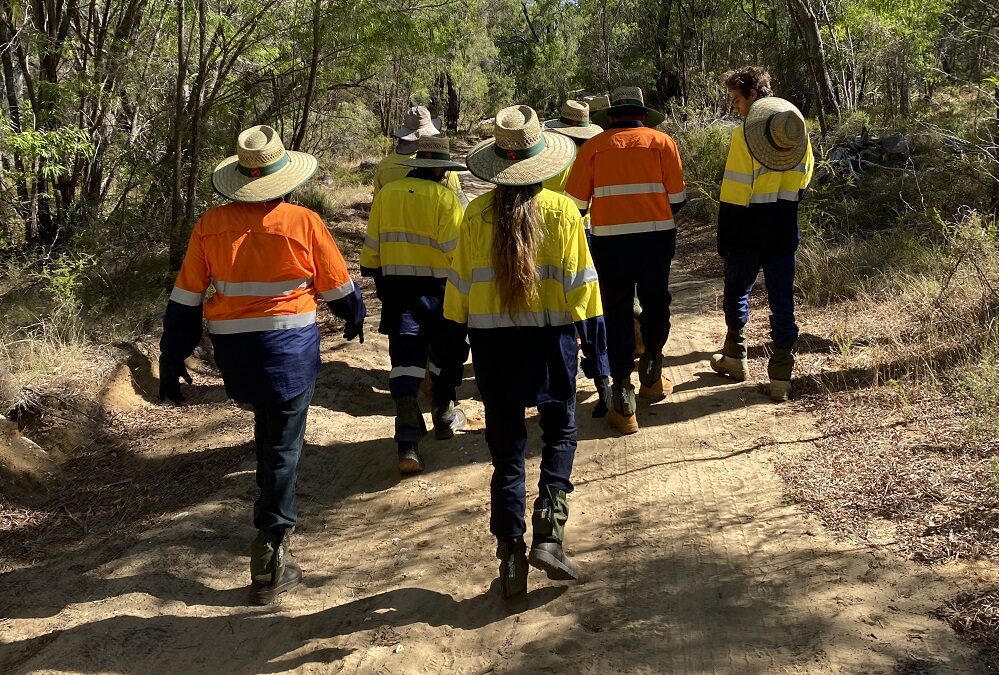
left=717, top=127, right=755, bottom=259
left=660, top=136, right=687, bottom=215
left=159, top=221, right=209, bottom=403
left=565, top=146, right=594, bottom=217
left=312, top=216, right=365, bottom=343
left=437, top=191, right=463, bottom=266
left=441, top=210, right=472, bottom=365
left=799, top=140, right=815, bottom=198
left=360, top=192, right=384, bottom=297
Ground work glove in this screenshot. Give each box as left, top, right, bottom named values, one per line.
left=344, top=320, right=365, bottom=344
left=592, top=376, right=612, bottom=418
left=159, top=357, right=192, bottom=404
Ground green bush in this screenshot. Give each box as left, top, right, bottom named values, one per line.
left=674, top=120, right=732, bottom=223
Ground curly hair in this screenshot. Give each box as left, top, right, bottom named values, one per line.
left=723, top=67, right=773, bottom=99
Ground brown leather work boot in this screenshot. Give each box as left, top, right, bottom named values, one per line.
left=607, top=380, right=639, bottom=434
left=637, top=352, right=673, bottom=402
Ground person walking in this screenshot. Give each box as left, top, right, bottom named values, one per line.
left=361, top=134, right=470, bottom=474
left=444, top=105, right=610, bottom=608
left=710, top=67, right=813, bottom=401
left=159, top=125, right=366, bottom=605
left=374, top=105, right=466, bottom=203
left=565, top=86, right=687, bottom=435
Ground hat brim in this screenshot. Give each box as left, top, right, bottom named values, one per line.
left=392, top=118, right=443, bottom=141
left=543, top=119, right=604, bottom=139
left=211, top=151, right=318, bottom=203
left=465, top=131, right=576, bottom=187
left=743, top=97, right=808, bottom=171
left=602, top=104, right=666, bottom=128
left=398, top=158, right=467, bottom=171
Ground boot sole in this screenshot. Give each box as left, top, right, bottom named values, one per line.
left=529, top=548, right=579, bottom=581
left=249, top=565, right=302, bottom=605
left=607, top=411, right=639, bottom=435
left=399, top=457, right=425, bottom=474
left=709, top=360, right=747, bottom=382
left=433, top=408, right=467, bottom=440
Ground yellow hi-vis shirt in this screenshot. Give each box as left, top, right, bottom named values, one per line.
left=543, top=162, right=591, bottom=229
left=720, top=126, right=814, bottom=206
left=444, top=188, right=602, bottom=329
left=373, top=151, right=463, bottom=196
left=361, top=177, right=464, bottom=278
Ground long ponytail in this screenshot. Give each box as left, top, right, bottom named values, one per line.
left=490, top=186, right=543, bottom=314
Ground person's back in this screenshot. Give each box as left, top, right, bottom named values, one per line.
left=374, top=151, right=463, bottom=196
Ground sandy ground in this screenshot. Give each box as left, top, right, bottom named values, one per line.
left=0, top=171, right=984, bottom=673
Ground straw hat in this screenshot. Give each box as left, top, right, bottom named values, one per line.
left=465, top=105, right=576, bottom=186
left=543, top=100, right=603, bottom=140
left=211, top=125, right=318, bottom=203
left=399, top=134, right=467, bottom=171
left=743, top=97, right=808, bottom=171
left=585, top=94, right=612, bottom=128
left=393, top=105, right=443, bottom=141
left=603, top=86, right=665, bottom=128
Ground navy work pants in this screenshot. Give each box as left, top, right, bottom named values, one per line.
left=484, top=397, right=577, bottom=541
left=723, top=248, right=798, bottom=349
left=252, top=382, right=315, bottom=532
left=598, top=269, right=672, bottom=380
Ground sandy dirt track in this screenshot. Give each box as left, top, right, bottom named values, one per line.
left=0, top=171, right=982, bottom=674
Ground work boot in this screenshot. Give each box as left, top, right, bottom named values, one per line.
left=607, top=379, right=639, bottom=435
left=638, top=352, right=673, bottom=402
left=529, top=490, right=580, bottom=581
left=432, top=399, right=467, bottom=440
left=496, top=537, right=528, bottom=610
left=249, top=528, right=302, bottom=605
left=398, top=442, right=425, bottom=474
left=710, top=329, right=749, bottom=382
left=767, top=348, right=795, bottom=402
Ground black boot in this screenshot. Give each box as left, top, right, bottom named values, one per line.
left=496, top=537, right=528, bottom=610
left=529, top=490, right=580, bottom=581
left=249, top=528, right=303, bottom=605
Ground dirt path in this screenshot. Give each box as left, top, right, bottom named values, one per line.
left=0, top=172, right=981, bottom=673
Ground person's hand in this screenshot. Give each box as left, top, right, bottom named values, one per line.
left=592, top=376, right=612, bottom=418
left=343, top=319, right=365, bottom=344
left=159, top=357, right=192, bottom=404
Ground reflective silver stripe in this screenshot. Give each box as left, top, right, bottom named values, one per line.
left=382, top=264, right=449, bottom=278
left=170, top=287, right=204, bottom=306
left=447, top=270, right=472, bottom=294
left=748, top=190, right=801, bottom=204
left=207, top=310, right=317, bottom=335
left=468, top=310, right=573, bottom=329
left=364, top=236, right=380, bottom=251
left=669, top=189, right=687, bottom=204
left=439, top=237, right=458, bottom=253
left=723, top=170, right=754, bottom=185
left=382, top=230, right=457, bottom=254
left=427, top=361, right=441, bottom=375
left=319, top=279, right=355, bottom=301
left=390, top=366, right=426, bottom=379
left=593, top=182, right=665, bottom=198
left=564, top=266, right=598, bottom=291
left=212, top=277, right=312, bottom=297
left=471, top=267, right=496, bottom=282
left=469, top=265, right=576, bottom=285
left=590, top=220, right=676, bottom=236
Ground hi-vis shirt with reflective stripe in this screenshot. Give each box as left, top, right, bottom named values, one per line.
left=444, top=189, right=602, bottom=330
left=719, top=125, right=814, bottom=206
left=543, top=161, right=591, bottom=229
left=361, top=177, right=464, bottom=278
left=373, top=151, right=463, bottom=196
left=169, top=201, right=354, bottom=334
left=565, top=126, right=686, bottom=237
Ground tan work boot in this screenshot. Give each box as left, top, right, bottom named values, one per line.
left=710, top=329, right=749, bottom=382
left=607, top=380, right=639, bottom=435
left=768, top=380, right=791, bottom=401
left=638, top=352, right=673, bottom=402
left=767, top=348, right=795, bottom=402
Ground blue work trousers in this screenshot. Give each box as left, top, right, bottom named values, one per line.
left=723, top=249, right=798, bottom=349
left=598, top=270, right=672, bottom=380
left=252, top=382, right=315, bottom=532
left=483, top=397, right=577, bottom=541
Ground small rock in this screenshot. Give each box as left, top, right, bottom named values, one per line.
left=393, top=644, right=404, bottom=654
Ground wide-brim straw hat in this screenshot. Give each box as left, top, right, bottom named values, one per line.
left=544, top=99, right=603, bottom=140
left=586, top=94, right=612, bottom=128
left=212, top=125, right=318, bottom=203
left=393, top=105, right=443, bottom=141
left=604, top=86, right=665, bottom=128
left=399, top=134, right=467, bottom=171
left=465, top=105, right=576, bottom=186
left=744, top=97, right=808, bottom=171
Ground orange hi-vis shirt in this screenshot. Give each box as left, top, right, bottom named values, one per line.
left=565, top=125, right=686, bottom=237
left=170, top=201, right=355, bottom=334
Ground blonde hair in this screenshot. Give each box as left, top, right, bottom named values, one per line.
left=490, top=186, right=543, bottom=314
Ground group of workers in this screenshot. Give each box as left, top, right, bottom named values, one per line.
left=158, top=65, right=813, bottom=608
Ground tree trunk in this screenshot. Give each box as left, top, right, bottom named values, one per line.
left=445, top=72, right=459, bottom=133
left=0, top=5, right=32, bottom=244
left=169, top=0, right=187, bottom=272
left=786, top=0, right=839, bottom=131
left=292, top=0, right=322, bottom=150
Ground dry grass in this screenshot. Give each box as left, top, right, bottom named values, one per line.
left=937, top=589, right=999, bottom=672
